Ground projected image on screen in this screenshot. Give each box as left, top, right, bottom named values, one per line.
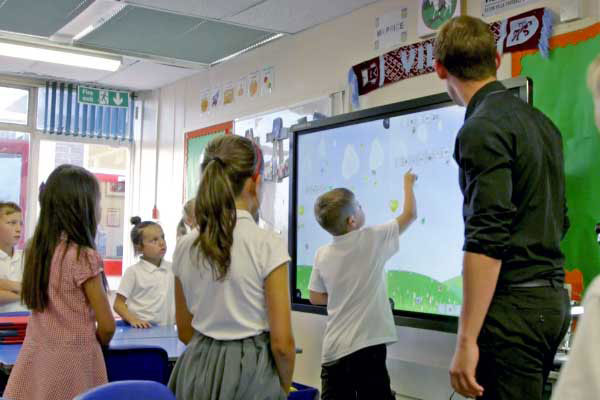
left=295, top=105, right=465, bottom=316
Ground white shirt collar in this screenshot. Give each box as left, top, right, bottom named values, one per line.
left=236, top=209, right=256, bottom=223
left=0, top=248, right=14, bottom=261
left=332, top=228, right=359, bottom=242
left=139, top=258, right=166, bottom=272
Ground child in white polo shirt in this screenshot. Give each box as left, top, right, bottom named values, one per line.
left=0, top=202, right=26, bottom=312
left=168, top=135, right=295, bottom=399
left=114, top=217, right=175, bottom=327
left=309, top=170, right=417, bottom=400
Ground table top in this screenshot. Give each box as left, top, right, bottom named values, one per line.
left=0, top=317, right=186, bottom=368
left=0, top=315, right=302, bottom=369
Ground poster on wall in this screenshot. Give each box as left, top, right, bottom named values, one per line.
left=417, top=0, right=461, bottom=38
left=236, top=77, right=248, bottom=99
left=248, top=71, right=260, bottom=98
left=482, top=0, right=541, bottom=17
left=211, top=87, right=222, bottom=108
left=184, top=122, right=233, bottom=200
left=375, top=7, right=408, bottom=51
left=107, top=208, right=121, bottom=227
left=261, top=67, right=275, bottom=96
left=200, top=89, right=210, bottom=113
left=223, top=82, right=235, bottom=105
left=107, top=181, right=125, bottom=197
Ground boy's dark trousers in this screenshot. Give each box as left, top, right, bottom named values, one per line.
left=475, top=286, right=571, bottom=400
left=320, top=344, right=395, bottom=400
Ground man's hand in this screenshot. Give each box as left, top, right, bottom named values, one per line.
left=129, top=318, right=152, bottom=329
left=450, top=339, right=484, bottom=398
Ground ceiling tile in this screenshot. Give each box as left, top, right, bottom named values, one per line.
left=79, top=5, right=277, bottom=64
left=123, top=0, right=265, bottom=20
left=0, top=0, right=93, bottom=37
left=96, top=61, right=199, bottom=90
left=225, top=0, right=379, bottom=33
left=26, top=62, right=112, bottom=82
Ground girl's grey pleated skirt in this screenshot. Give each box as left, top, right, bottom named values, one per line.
left=168, top=331, right=286, bottom=400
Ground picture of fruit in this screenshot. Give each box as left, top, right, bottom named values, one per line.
left=224, top=89, right=234, bottom=104
left=263, top=75, right=272, bottom=91
left=389, top=199, right=399, bottom=213
left=201, top=98, right=208, bottom=112
left=250, top=80, right=258, bottom=96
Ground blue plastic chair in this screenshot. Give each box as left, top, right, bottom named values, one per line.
left=104, top=344, right=170, bottom=384
left=74, top=380, right=175, bottom=400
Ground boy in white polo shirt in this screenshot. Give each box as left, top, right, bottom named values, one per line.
left=309, top=170, right=417, bottom=400
left=0, top=202, right=27, bottom=312
left=114, top=217, right=175, bottom=327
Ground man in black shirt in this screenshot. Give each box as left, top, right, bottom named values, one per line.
left=434, top=16, right=571, bottom=399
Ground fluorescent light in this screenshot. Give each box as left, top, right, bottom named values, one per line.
left=210, top=33, right=284, bottom=66
left=0, top=40, right=121, bottom=72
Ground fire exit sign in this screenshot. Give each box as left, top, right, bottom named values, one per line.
left=77, top=85, right=129, bottom=108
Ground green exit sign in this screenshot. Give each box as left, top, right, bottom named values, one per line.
left=77, top=86, right=129, bottom=108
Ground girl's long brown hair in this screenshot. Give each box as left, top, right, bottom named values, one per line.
left=22, top=165, right=100, bottom=311
left=193, top=135, right=261, bottom=281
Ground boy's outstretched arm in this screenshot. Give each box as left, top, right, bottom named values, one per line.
left=396, top=170, right=418, bottom=234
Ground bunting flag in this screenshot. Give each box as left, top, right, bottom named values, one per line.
left=349, top=7, right=553, bottom=106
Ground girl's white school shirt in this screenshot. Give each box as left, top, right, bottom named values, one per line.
left=117, top=258, right=175, bottom=326
left=0, top=248, right=27, bottom=312
left=172, top=210, right=290, bottom=340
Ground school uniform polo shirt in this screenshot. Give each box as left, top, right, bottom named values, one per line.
left=172, top=209, right=290, bottom=340
left=0, top=249, right=27, bottom=312
left=309, top=221, right=399, bottom=364
left=117, top=258, right=175, bottom=325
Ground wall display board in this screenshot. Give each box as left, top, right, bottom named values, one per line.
left=234, top=98, right=332, bottom=241
left=184, top=121, right=233, bottom=201
left=513, top=23, right=600, bottom=291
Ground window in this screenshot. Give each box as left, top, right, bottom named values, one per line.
left=38, top=140, right=130, bottom=289
left=0, top=87, right=28, bottom=125
left=0, top=131, right=30, bottom=249
left=36, top=84, right=132, bottom=141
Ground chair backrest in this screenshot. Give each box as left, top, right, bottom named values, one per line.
left=104, top=344, right=170, bottom=384
left=74, top=380, right=175, bottom=400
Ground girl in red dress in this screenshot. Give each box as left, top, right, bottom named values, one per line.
left=5, top=164, right=116, bottom=400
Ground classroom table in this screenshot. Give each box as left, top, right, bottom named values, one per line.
left=111, top=321, right=187, bottom=362
left=0, top=317, right=186, bottom=372
left=0, top=314, right=302, bottom=373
